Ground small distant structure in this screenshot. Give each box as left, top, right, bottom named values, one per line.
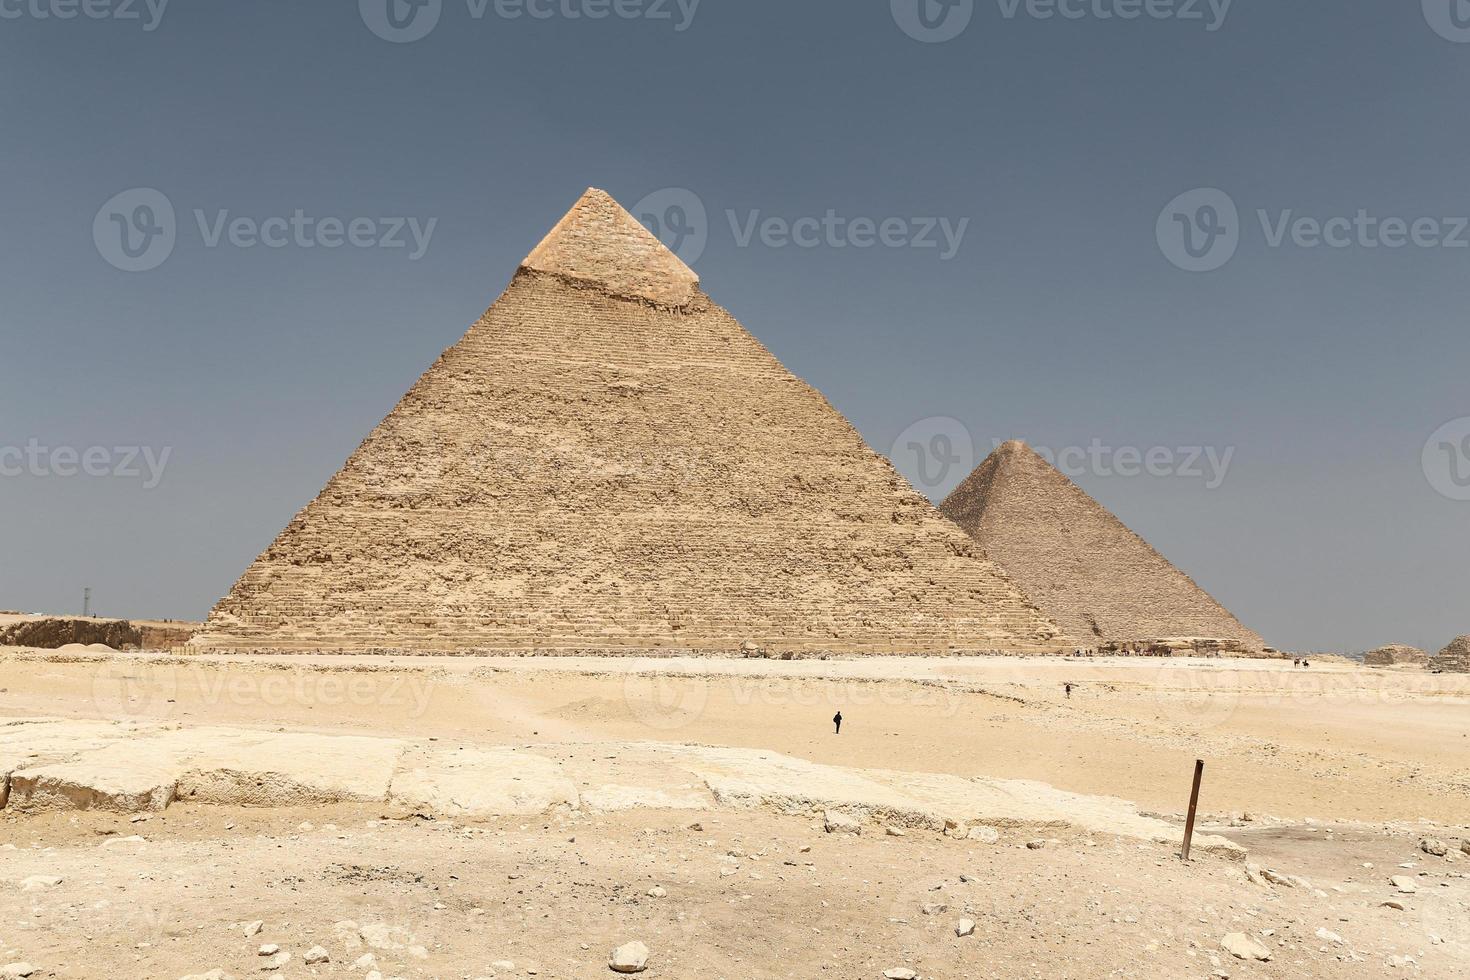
left=1430, top=636, right=1470, bottom=674
left=1363, top=644, right=1429, bottom=668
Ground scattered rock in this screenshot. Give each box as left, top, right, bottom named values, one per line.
left=1221, top=932, right=1271, bottom=961
left=0, top=966, right=36, bottom=980
left=18, top=875, right=63, bottom=891
left=646, top=886, right=667, bottom=898
left=242, top=921, right=263, bottom=938
left=1381, top=901, right=1406, bottom=911
left=883, top=970, right=918, bottom=980
left=885, top=826, right=906, bottom=837
left=1314, top=927, right=1345, bottom=946
left=609, top=941, right=649, bottom=973
left=303, top=946, right=329, bottom=965
left=956, top=918, right=975, bottom=937
left=823, top=810, right=861, bottom=836
left=1243, top=863, right=1267, bottom=887
left=920, top=902, right=947, bottom=916
left=1025, top=839, right=1046, bottom=850
left=257, top=945, right=279, bottom=957
left=1390, top=876, right=1418, bottom=894
left=966, top=826, right=999, bottom=843
left=1421, top=838, right=1448, bottom=857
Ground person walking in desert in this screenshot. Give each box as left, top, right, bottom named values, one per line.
left=833, top=710, right=842, bottom=735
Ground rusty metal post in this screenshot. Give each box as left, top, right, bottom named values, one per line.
left=1181, top=759, right=1204, bottom=861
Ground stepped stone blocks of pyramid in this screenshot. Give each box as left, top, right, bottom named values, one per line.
left=1431, top=636, right=1470, bottom=673
left=1363, top=644, right=1428, bottom=668
left=940, top=441, right=1264, bottom=653
left=192, top=190, right=1069, bottom=656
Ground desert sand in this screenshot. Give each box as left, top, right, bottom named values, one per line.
left=0, top=649, right=1466, bottom=978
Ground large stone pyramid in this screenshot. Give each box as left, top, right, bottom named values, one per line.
left=192, top=190, right=1067, bottom=655
left=940, top=441, right=1263, bottom=651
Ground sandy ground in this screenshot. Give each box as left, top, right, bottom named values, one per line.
left=0, top=651, right=1467, bottom=978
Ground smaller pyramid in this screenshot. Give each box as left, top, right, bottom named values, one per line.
left=1363, top=644, right=1428, bottom=668
left=940, top=441, right=1263, bottom=651
left=1431, top=636, right=1470, bottom=673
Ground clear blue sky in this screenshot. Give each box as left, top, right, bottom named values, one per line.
left=2, top=1, right=1467, bottom=653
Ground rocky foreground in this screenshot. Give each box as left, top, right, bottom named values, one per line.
left=2, top=800, right=1467, bottom=979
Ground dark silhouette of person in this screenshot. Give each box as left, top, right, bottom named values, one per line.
left=833, top=710, right=842, bottom=734
left=1064, top=683, right=1073, bottom=699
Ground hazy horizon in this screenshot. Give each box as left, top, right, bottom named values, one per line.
left=3, top=2, right=1469, bottom=653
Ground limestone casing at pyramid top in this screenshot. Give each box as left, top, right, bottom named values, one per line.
left=521, top=187, right=702, bottom=308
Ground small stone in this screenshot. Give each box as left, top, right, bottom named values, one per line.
left=1314, top=927, right=1344, bottom=946
left=352, top=954, right=378, bottom=969
left=609, top=941, right=649, bottom=973
left=1221, top=932, right=1271, bottom=961
left=823, top=810, right=861, bottom=835
left=257, top=945, right=279, bottom=956
left=885, top=826, right=906, bottom=837
left=1381, top=901, right=1406, bottom=911
left=1421, top=838, right=1448, bottom=857
left=242, top=921, right=263, bottom=938
left=1390, top=876, right=1418, bottom=894
left=491, top=962, right=515, bottom=972
left=258, top=952, right=289, bottom=971
left=883, top=970, right=918, bottom=980
left=1260, top=869, right=1294, bottom=887
left=646, top=886, right=667, bottom=898
left=1244, top=863, right=1267, bottom=887
left=920, top=902, right=947, bottom=916
left=956, top=918, right=976, bottom=937
left=18, top=875, right=63, bottom=891
left=1026, top=839, right=1046, bottom=850
left=303, top=946, right=329, bottom=964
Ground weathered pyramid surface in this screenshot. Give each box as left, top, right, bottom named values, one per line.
left=940, top=441, right=1263, bottom=651
left=1363, top=644, right=1428, bottom=668
left=193, top=190, right=1066, bottom=655
left=1431, top=635, right=1470, bottom=673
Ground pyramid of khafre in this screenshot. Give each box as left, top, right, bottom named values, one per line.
left=1432, top=635, right=1470, bottom=673
left=940, top=441, right=1263, bottom=651
left=191, top=189, right=1068, bottom=655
